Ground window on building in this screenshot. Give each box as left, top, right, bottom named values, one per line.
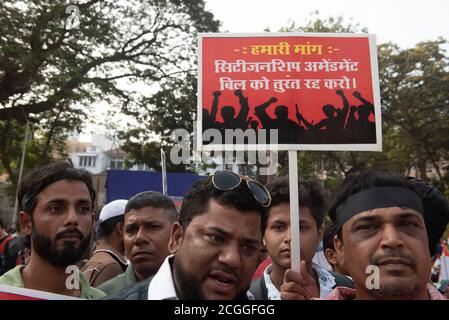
left=79, top=156, right=97, bottom=167
left=110, top=159, right=124, bottom=170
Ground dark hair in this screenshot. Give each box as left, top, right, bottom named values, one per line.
left=322, top=220, right=337, bottom=251
left=407, top=177, right=449, bottom=258
left=98, top=215, right=124, bottom=238
left=125, top=191, right=178, bottom=222
left=329, top=169, right=420, bottom=240
left=266, top=176, right=328, bottom=230
left=18, top=162, right=96, bottom=215
left=0, top=217, right=5, bottom=229
left=179, top=177, right=267, bottom=233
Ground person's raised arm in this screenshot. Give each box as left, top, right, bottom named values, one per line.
left=353, top=91, right=374, bottom=114
left=210, top=91, right=221, bottom=122
left=335, top=89, right=349, bottom=121
left=254, top=97, right=277, bottom=127
left=345, top=105, right=357, bottom=129
left=295, top=103, right=314, bottom=129
left=235, top=89, right=249, bottom=122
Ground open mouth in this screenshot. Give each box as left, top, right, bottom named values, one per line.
left=209, top=271, right=237, bottom=288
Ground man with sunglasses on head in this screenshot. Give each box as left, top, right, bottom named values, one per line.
left=105, top=170, right=269, bottom=300
left=281, top=170, right=449, bottom=300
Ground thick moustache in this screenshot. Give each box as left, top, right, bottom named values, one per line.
left=377, top=258, right=413, bottom=266
left=56, top=229, right=83, bottom=240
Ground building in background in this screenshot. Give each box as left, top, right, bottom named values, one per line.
left=66, top=132, right=149, bottom=210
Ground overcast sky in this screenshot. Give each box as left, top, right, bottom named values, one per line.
left=204, top=0, right=449, bottom=49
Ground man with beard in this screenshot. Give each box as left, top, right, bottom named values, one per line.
left=0, top=162, right=105, bottom=299
left=105, top=170, right=268, bottom=300
left=281, top=170, right=448, bottom=300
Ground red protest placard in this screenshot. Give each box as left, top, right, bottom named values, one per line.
left=197, top=33, right=382, bottom=151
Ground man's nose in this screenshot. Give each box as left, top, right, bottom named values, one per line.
left=379, top=224, right=404, bottom=249
left=64, top=206, right=79, bottom=226
left=218, top=242, right=242, bottom=270
left=283, top=226, right=291, bottom=244
left=135, top=227, right=149, bottom=245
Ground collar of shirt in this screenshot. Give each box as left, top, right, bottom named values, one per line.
left=263, top=264, right=281, bottom=300
left=427, top=283, right=447, bottom=300
left=147, top=255, right=178, bottom=300
left=93, top=244, right=128, bottom=266
left=322, top=283, right=447, bottom=300
left=124, top=263, right=137, bottom=284
left=263, top=262, right=336, bottom=299
left=146, top=255, right=254, bottom=300
left=0, top=265, right=105, bottom=299
left=312, top=263, right=336, bottom=298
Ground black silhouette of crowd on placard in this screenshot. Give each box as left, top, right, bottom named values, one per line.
left=202, top=89, right=377, bottom=145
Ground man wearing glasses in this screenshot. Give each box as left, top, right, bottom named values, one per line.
left=106, top=170, right=269, bottom=300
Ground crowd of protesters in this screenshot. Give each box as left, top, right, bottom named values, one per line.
left=0, top=161, right=448, bottom=300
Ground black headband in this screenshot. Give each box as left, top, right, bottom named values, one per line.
left=335, top=186, right=424, bottom=231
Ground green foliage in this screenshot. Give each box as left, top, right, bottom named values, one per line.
left=378, top=39, right=449, bottom=188
left=0, top=0, right=219, bottom=181
left=116, top=74, right=198, bottom=172
left=275, top=14, right=449, bottom=193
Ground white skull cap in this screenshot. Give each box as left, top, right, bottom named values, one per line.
left=99, top=199, right=128, bottom=223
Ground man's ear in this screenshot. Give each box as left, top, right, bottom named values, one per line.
left=324, top=248, right=338, bottom=266
left=19, top=211, right=33, bottom=236
left=333, top=234, right=345, bottom=267
left=115, top=221, right=124, bottom=237
left=168, top=222, right=183, bottom=254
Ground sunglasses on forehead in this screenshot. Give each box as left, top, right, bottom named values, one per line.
left=210, top=170, right=271, bottom=207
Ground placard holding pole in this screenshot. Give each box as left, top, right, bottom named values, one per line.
left=161, top=149, right=167, bottom=195
left=288, top=150, right=300, bottom=272
left=197, top=32, right=383, bottom=276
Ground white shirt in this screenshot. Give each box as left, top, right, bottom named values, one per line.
left=147, top=255, right=178, bottom=300
left=263, top=262, right=336, bottom=299
left=147, top=255, right=254, bottom=300
left=312, top=241, right=333, bottom=271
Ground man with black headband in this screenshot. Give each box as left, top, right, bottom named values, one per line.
left=105, top=170, right=268, bottom=300
left=0, top=162, right=105, bottom=299
left=281, top=170, right=448, bottom=300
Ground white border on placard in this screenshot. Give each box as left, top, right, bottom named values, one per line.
left=196, top=32, right=382, bottom=152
